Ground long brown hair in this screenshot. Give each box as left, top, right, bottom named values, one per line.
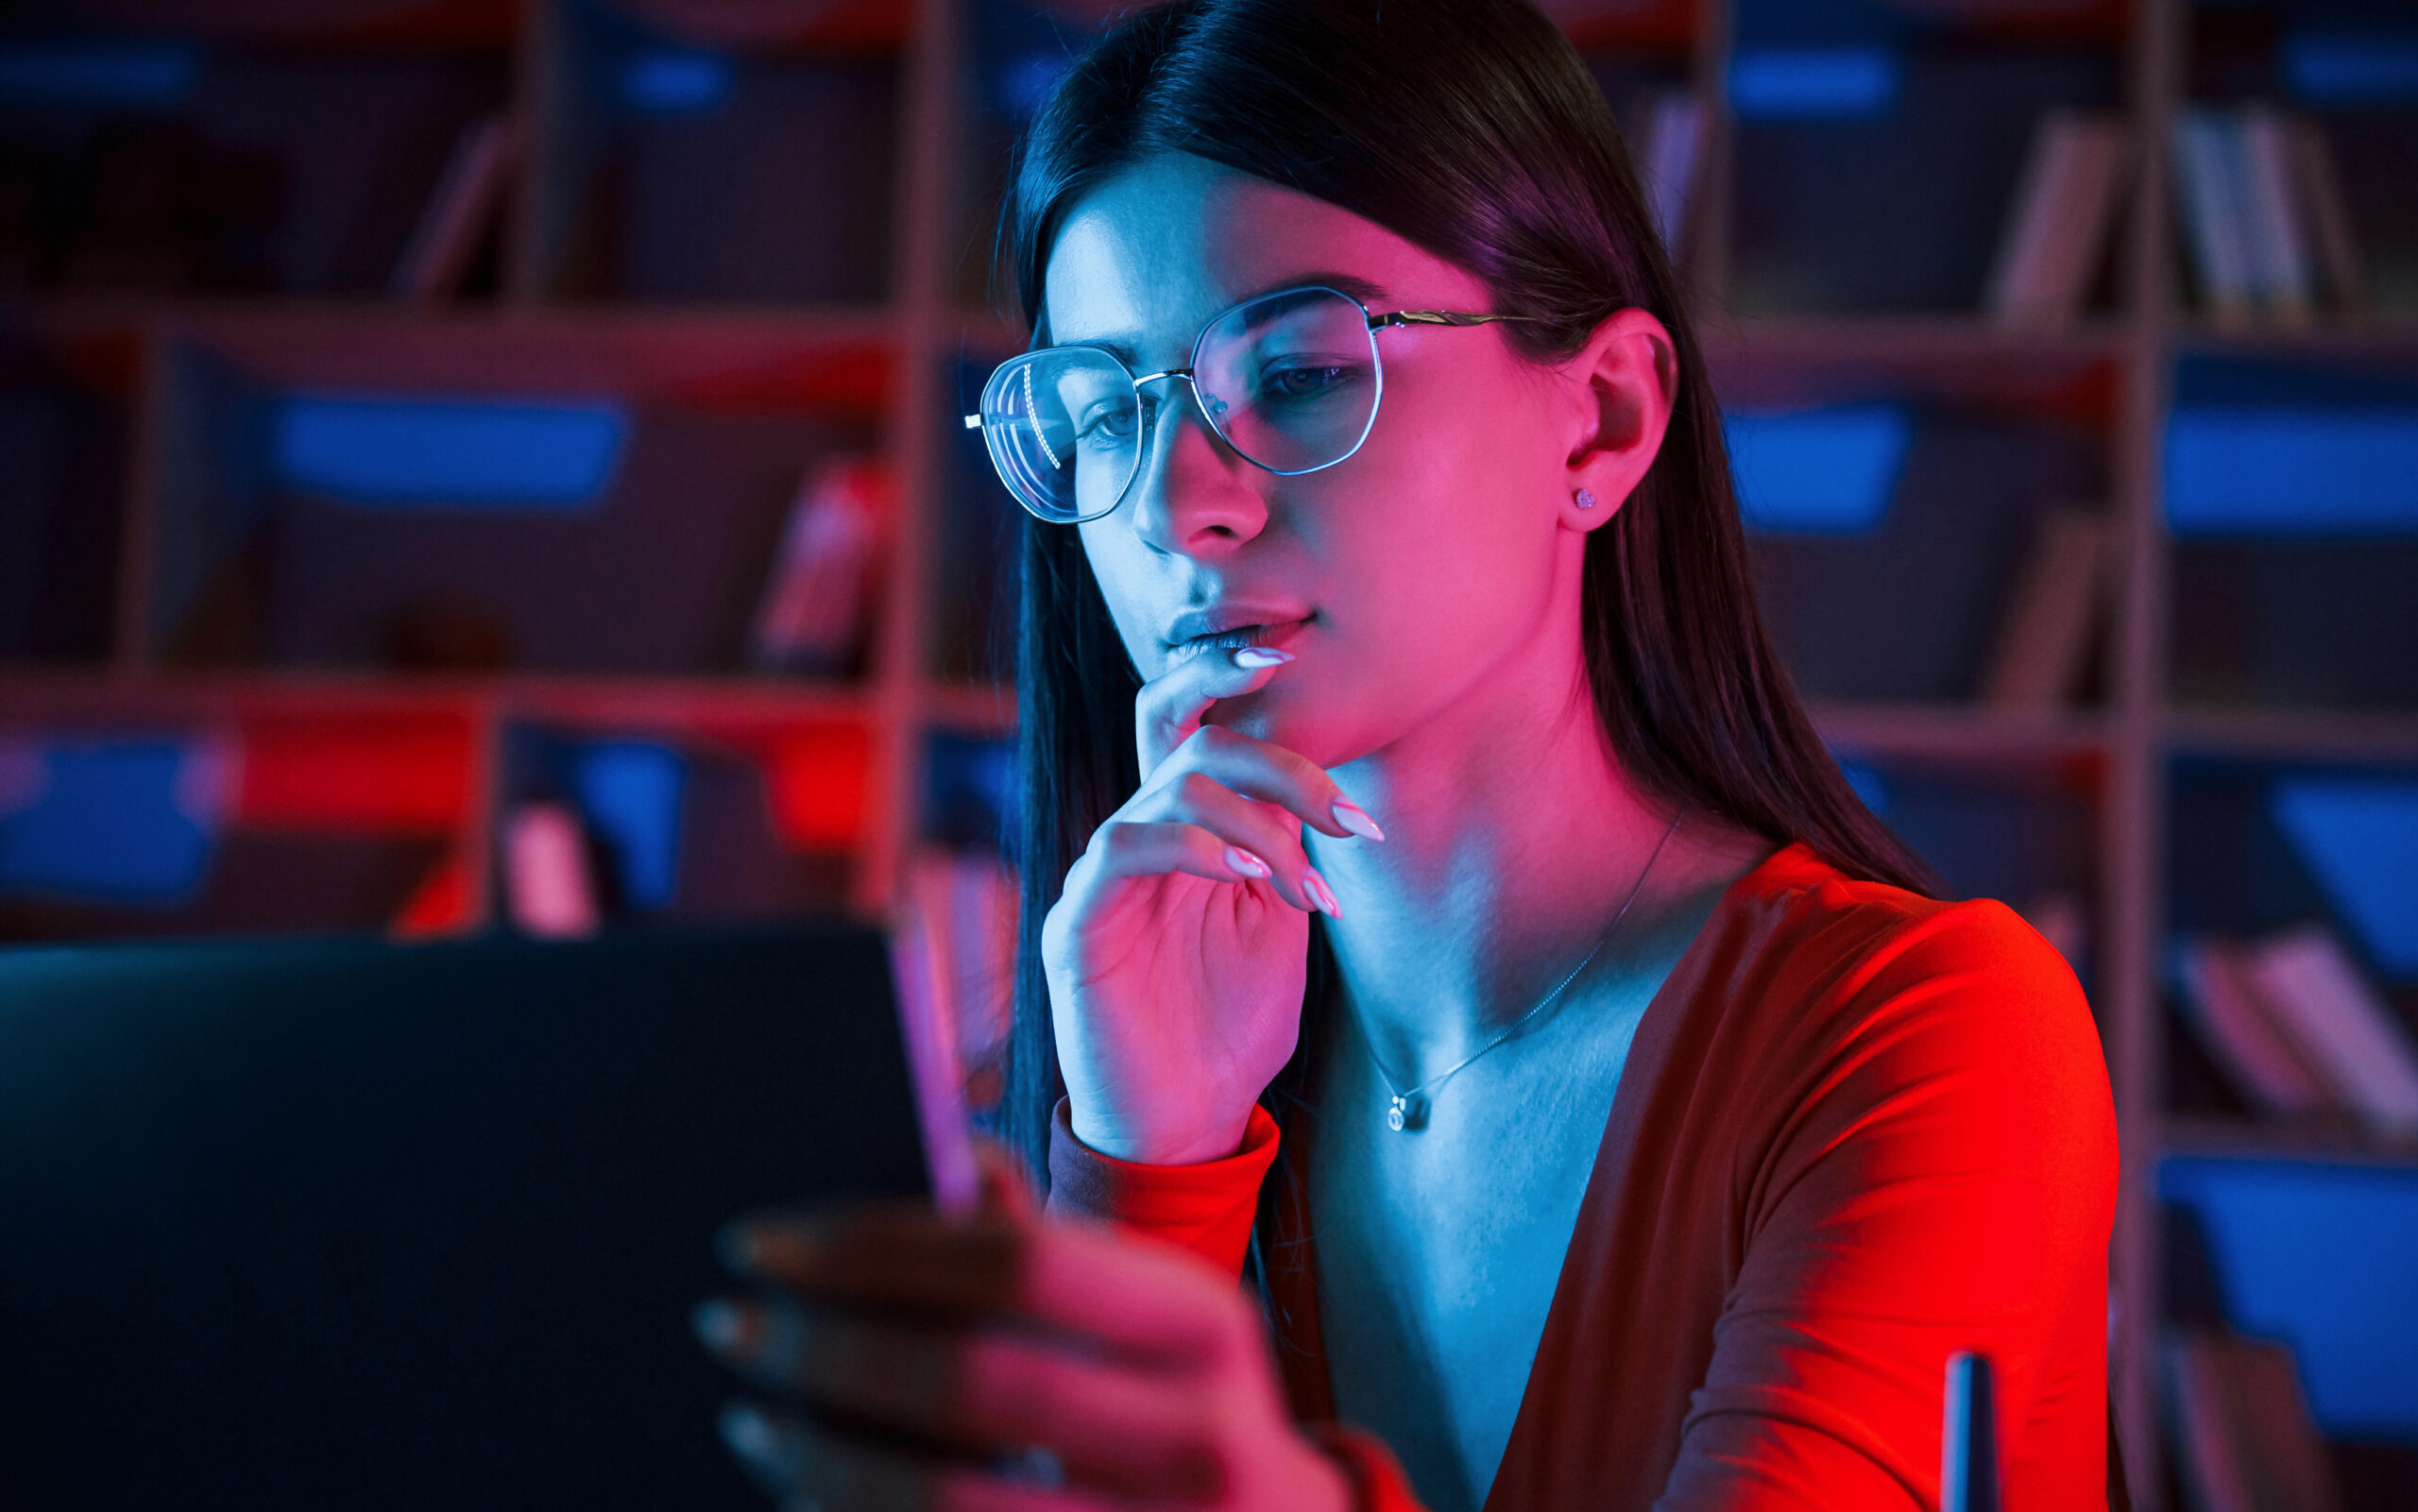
left=992, top=0, right=1935, bottom=1176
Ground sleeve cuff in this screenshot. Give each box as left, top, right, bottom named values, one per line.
left=1044, top=1096, right=1281, bottom=1276
left=1305, top=1423, right=1428, bottom=1512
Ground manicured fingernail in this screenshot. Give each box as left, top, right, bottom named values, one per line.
left=1303, top=868, right=1340, bottom=918
left=718, top=1401, right=802, bottom=1488
left=692, top=1299, right=744, bottom=1351
left=1332, top=799, right=1385, bottom=842
left=1225, top=846, right=1271, bottom=878
left=1233, top=647, right=1293, bottom=668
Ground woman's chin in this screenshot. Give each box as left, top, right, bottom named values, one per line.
left=1205, top=692, right=1353, bottom=769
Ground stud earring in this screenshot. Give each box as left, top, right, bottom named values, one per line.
left=1575, top=488, right=1598, bottom=510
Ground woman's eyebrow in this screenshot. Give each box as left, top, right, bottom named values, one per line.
left=1047, top=271, right=1396, bottom=359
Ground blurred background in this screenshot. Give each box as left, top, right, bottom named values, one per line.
left=0, top=0, right=2411, bottom=1505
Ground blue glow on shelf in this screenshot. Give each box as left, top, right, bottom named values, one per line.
left=1833, top=759, right=1890, bottom=815
left=0, top=42, right=200, bottom=109
left=997, top=52, right=1070, bottom=115
left=2286, top=32, right=2418, bottom=106
left=925, top=732, right=1017, bottom=850
left=0, top=739, right=223, bottom=904
left=2271, top=777, right=2418, bottom=978
left=1724, top=403, right=1910, bottom=534
left=1728, top=47, right=1900, bottom=121
left=2166, top=407, right=2418, bottom=535
left=621, top=48, right=734, bottom=113
left=272, top=397, right=626, bottom=509
left=570, top=741, right=684, bottom=910
left=2162, top=1159, right=2418, bottom=1437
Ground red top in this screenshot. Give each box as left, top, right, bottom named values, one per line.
left=1047, top=843, right=2119, bottom=1511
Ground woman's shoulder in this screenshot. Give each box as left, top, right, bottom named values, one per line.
left=1693, top=841, right=2106, bottom=1087
left=1664, top=841, right=2117, bottom=1208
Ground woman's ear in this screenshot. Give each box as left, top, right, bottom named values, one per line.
left=1561, top=307, right=1677, bottom=528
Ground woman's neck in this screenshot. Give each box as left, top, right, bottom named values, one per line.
left=1306, top=641, right=1763, bottom=1089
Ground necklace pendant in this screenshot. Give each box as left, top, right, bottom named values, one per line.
left=1387, top=1093, right=1425, bottom=1132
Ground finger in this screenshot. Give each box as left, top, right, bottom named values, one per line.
left=695, top=1299, right=1225, bottom=1499
left=724, top=1211, right=1246, bottom=1365
left=1135, top=640, right=1292, bottom=776
left=1134, top=721, right=1383, bottom=854
left=719, top=1397, right=808, bottom=1500
left=1078, top=818, right=1315, bottom=914
left=721, top=1203, right=1029, bottom=1320
left=1087, top=809, right=1321, bottom=915
left=1111, top=777, right=1327, bottom=914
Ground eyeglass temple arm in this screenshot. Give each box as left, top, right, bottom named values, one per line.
left=962, top=310, right=1537, bottom=424
left=1370, top=310, right=1540, bottom=331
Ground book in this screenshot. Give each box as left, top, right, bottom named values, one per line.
left=1984, top=110, right=2129, bottom=327
left=2164, top=1329, right=2341, bottom=1512
left=2287, top=114, right=2366, bottom=312
left=2242, top=926, right=2418, bottom=1141
left=2171, top=936, right=2337, bottom=1119
left=2172, top=110, right=2257, bottom=327
left=502, top=801, right=602, bottom=939
left=389, top=111, right=521, bottom=301
left=2239, top=106, right=2315, bottom=323
left=748, top=457, right=894, bottom=677
left=1978, top=505, right=2107, bottom=708
left=1637, top=88, right=1706, bottom=260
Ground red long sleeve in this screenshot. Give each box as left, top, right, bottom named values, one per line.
left=1045, top=1096, right=1279, bottom=1275
left=1039, top=844, right=2117, bottom=1512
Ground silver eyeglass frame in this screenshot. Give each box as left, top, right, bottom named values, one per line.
left=962, top=283, right=1537, bottom=524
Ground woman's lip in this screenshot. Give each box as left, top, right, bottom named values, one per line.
left=1177, top=614, right=1316, bottom=658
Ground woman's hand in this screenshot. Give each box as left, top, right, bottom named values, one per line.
left=695, top=1153, right=1354, bottom=1512
left=1044, top=644, right=1382, bottom=1165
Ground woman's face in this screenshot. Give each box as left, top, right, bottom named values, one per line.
left=1043, top=152, right=1613, bottom=771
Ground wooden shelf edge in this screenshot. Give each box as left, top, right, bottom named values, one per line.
left=1810, top=701, right=2110, bottom=759
left=2170, top=318, right=2418, bottom=361
left=2159, top=1115, right=2418, bottom=1169
left=1696, top=313, right=2130, bottom=364
left=2161, top=707, right=2418, bottom=763
left=0, top=670, right=877, bottom=726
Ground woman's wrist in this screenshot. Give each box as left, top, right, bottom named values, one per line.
left=1067, top=1099, right=1255, bottom=1166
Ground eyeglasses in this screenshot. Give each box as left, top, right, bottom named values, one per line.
left=962, top=283, right=1536, bottom=524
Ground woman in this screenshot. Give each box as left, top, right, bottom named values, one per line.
left=693, top=2, right=2118, bottom=1507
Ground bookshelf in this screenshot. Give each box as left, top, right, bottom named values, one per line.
left=6, top=0, right=2417, bottom=1503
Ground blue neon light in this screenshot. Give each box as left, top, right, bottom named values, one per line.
left=0, top=42, right=200, bottom=109
left=2286, top=33, right=2418, bottom=105
left=571, top=741, right=684, bottom=910
left=1834, top=759, right=1890, bottom=815
left=1728, top=47, right=1901, bottom=121
left=2271, top=777, right=2418, bottom=978
left=2162, top=1159, right=2418, bottom=1437
left=2166, top=407, right=2418, bottom=535
left=620, top=48, right=734, bottom=113
left=0, top=740, right=221, bottom=904
left=272, top=397, right=626, bottom=509
left=1725, top=403, right=1911, bottom=534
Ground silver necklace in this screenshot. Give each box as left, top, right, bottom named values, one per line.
left=1361, top=807, right=1685, bottom=1132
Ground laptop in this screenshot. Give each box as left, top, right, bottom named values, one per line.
left=0, top=924, right=960, bottom=1509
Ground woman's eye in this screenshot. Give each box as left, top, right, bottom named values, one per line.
left=1259, top=363, right=1356, bottom=400
left=1075, top=405, right=1136, bottom=445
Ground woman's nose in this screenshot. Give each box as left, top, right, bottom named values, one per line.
left=1121, top=379, right=1268, bottom=554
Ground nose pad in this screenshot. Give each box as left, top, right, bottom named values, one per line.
left=1125, top=378, right=1222, bottom=495
left=1120, top=377, right=1259, bottom=546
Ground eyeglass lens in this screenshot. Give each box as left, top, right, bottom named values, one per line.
left=976, top=285, right=1380, bottom=522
